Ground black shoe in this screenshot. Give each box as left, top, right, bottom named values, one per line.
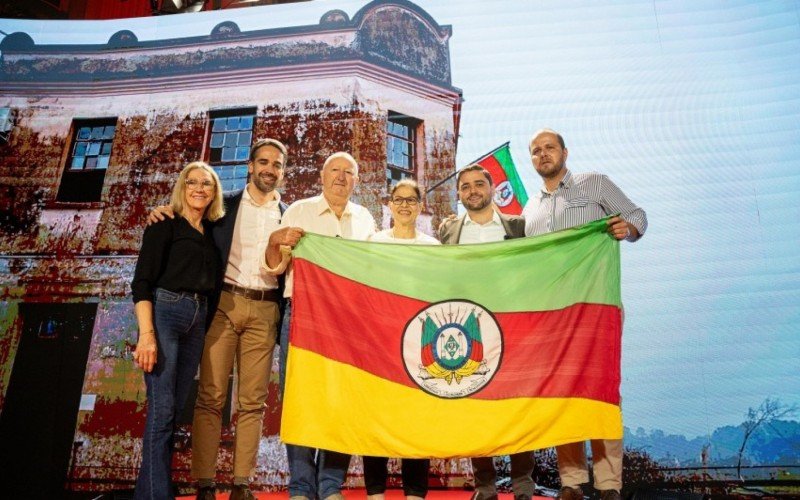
left=230, top=484, right=256, bottom=500
left=599, top=490, right=621, bottom=500
left=556, top=486, right=584, bottom=500
left=196, top=485, right=216, bottom=500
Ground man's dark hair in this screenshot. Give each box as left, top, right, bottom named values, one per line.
left=456, top=164, right=493, bottom=187
left=249, top=138, right=288, bottom=163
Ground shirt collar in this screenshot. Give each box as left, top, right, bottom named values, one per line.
left=539, top=168, right=573, bottom=195
left=464, top=209, right=502, bottom=226
left=242, top=184, right=281, bottom=207
left=315, top=194, right=352, bottom=217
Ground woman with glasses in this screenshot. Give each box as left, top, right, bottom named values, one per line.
left=131, top=161, right=224, bottom=500
left=364, top=179, right=438, bottom=500
left=369, top=179, right=440, bottom=245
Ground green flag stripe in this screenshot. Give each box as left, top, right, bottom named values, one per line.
left=494, top=145, right=529, bottom=207
left=291, top=218, right=620, bottom=312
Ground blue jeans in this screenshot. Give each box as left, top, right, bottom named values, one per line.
left=280, top=301, right=351, bottom=499
left=134, top=289, right=207, bottom=500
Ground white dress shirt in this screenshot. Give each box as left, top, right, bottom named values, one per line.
left=369, top=228, right=440, bottom=245
left=225, top=187, right=282, bottom=290
left=276, top=194, right=377, bottom=298
left=458, top=210, right=507, bottom=244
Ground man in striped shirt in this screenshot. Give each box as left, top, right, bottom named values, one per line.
left=521, top=128, right=647, bottom=500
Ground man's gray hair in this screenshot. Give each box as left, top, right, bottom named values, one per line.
left=322, top=151, right=359, bottom=177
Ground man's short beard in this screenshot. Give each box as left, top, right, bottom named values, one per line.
left=538, top=159, right=566, bottom=179
left=463, top=197, right=491, bottom=212
left=253, top=174, right=277, bottom=194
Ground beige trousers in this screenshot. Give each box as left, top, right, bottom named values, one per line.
left=191, top=291, right=279, bottom=480
left=556, top=439, right=623, bottom=491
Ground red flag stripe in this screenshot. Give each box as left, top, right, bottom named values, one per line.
left=291, top=259, right=621, bottom=404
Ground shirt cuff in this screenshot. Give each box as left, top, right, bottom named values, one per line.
left=261, top=245, right=293, bottom=275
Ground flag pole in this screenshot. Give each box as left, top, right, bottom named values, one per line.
left=424, top=168, right=459, bottom=197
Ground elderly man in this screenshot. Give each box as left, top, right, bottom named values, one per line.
left=521, top=128, right=647, bottom=500
left=264, top=151, right=376, bottom=500
left=439, top=164, right=534, bottom=500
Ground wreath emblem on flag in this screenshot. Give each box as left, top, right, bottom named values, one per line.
left=402, top=300, right=503, bottom=399
left=493, top=180, right=514, bottom=207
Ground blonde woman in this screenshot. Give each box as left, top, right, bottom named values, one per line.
left=131, top=161, right=224, bottom=500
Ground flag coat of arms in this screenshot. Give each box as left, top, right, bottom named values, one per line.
left=281, top=218, right=623, bottom=458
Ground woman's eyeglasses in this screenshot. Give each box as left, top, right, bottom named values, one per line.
left=390, top=197, right=419, bottom=206
left=185, top=179, right=215, bottom=190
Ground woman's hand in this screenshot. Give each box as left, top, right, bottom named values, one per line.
left=133, top=331, right=157, bottom=373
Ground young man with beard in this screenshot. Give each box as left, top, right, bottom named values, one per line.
left=149, top=138, right=289, bottom=500
left=438, top=164, right=534, bottom=500
left=522, top=128, right=647, bottom=500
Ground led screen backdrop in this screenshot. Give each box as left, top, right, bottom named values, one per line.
left=0, top=0, right=798, bottom=495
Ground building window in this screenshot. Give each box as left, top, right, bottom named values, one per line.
left=207, top=107, right=256, bottom=192
left=0, top=107, right=14, bottom=144
left=386, top=112, right=420, bottom=190
left=56, top=118, right=117, bottom=203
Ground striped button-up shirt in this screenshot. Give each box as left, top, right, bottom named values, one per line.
left=522, top=169, right=647, bottom=240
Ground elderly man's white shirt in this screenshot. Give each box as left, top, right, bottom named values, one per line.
left=275, top=194, right=376, bottom=298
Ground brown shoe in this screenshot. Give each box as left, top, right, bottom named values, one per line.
left=556, top=486, right=583, bottom=500
left=599, top=490, right=621, bottom=500
left=230, top=484, right=256, bottom=500
left=470, top=492, right=498, bottom=500
left=196, top=486, right=216, bottom=500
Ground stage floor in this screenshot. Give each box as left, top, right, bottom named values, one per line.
left=177, top=490, right=553, bottom=499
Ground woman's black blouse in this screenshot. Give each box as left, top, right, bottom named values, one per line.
left=131, top=216, right=218, bottom=303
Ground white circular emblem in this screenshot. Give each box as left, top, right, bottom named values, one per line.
left=402, top=300, right=503, bottom=399
left=493, top=180, right=514, bottom=207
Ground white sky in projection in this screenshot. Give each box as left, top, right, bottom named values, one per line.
left=2, top=0, right=799, bottom=439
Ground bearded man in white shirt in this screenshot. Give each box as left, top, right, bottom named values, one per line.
left=438, top=164, right=534, bottom=500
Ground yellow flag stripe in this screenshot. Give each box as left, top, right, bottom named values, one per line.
left=281, top=347, right=622, bottom=458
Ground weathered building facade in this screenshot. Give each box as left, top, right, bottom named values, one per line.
left=0, top=0, right=463, bottom=494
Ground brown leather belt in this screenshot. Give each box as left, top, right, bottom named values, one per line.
left=222, top=283, right=280, bottom=302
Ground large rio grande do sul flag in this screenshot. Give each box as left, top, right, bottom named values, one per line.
left=473, top=142, right=528, bottom=215
left=281, top=218, right=623, bottom=458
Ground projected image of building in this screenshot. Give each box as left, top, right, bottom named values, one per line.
left=0, top=0, right=462, bottom=494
